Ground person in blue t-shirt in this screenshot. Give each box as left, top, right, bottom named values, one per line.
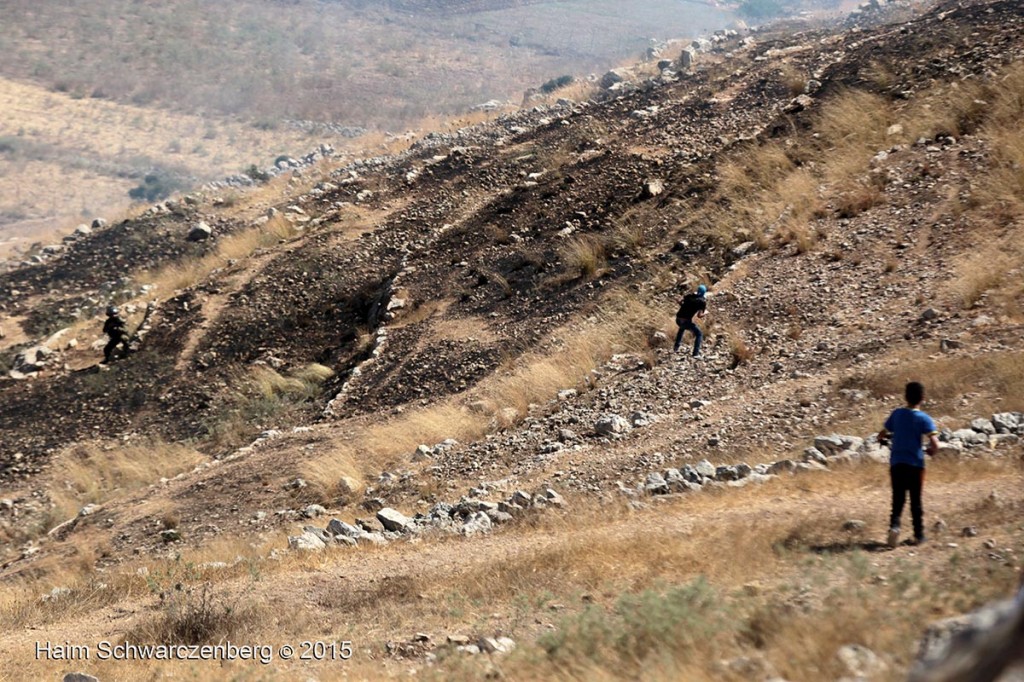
left=879, top=381, right=939, bottom=547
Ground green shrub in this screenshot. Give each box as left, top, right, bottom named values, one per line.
left=540, top=74, right=574, bottom=94
left=128, top=172, right=184, bottom=202
left=245, top=164, right=271, bottom=183
left=0, top=136, right=20, bottom=155
left=538, top=579, right=730, bottom=673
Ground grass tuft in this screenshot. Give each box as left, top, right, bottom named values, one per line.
left=537, top=579, right=730, bottom=676
left=205, top=363, right=333, bottom=451
left=127, top=582, right=261, bottom=646
left=48, top=440, right=206, bottom=521
left=561, top=235, right=608, bottom=280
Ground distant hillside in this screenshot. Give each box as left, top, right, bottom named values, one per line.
left=0, top=76, right=353, bottom=253
left=0, top=0, right=728, bottom=127
left=0, top=0, right=730, bottom=248
left=372, top=0, right=548, bottom=13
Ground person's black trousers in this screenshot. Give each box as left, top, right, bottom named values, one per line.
left=890, top=463, right=925, bottom=538
left=104, top=336, right=129, bottom=362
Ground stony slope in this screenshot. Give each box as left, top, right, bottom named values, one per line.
left=0, top=1, right=1022, bottom=679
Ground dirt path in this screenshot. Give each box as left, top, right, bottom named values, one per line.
left=4, top=461, right=1018, bottom=677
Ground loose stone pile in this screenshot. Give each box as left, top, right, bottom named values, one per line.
left=287, top=486, right=566, bottom=552
left=631, top=412, right=1024, bottom=497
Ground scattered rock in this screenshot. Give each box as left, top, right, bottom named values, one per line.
left=952, top=429, right=988, bottom=447
left=641, top=178, right=665, bottom=199
left=302, top=504, right=327, bottom=519
left=695, top=459, right=716, bottom=478
left=644, top=471, right=669, bottom=495
left=187, top=221, right=213, bottom=242
left=376, top=508, right=413, bottom=533
left=479, top=636, right=516, bottom=654
left=971, top=418, right=996, bottom=435
left=411, top=444, right=434, bottom=462
left=784, top=94, right=814, bottom=113
left=911, top=590, right=1024, bottom=681
left=461, top=511, right=493, bottom=536
left=837, top=644, right=886, bottom=678
left=327, top=519, right=365, bottom=539
left=539, top=489, right=566, bottom=508
left=595, top=414, right=631, bottom=436
left=600, top=69, right=627, bottom=89
left=991, top=412, right=1021, bottom=434
left=63, top=674, right=99, bottom=682
left=767, top=459, right=797, bottom=475
left=159, top=529, right=181, bottom=543
left=288, top=531, right=327, bottom=551
left=629, top=411, right=656, bottom=428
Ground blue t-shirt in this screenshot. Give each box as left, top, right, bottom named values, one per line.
left=884, top=408, right=937, bottom=468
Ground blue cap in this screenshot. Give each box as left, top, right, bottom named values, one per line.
left=697, top=285, right=707, bottom=296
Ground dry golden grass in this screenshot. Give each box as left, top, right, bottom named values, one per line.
left=902, top=81, right=988, bottom=142
left=1, top=454, right=1020, bottom=681
left=610, top=221, right=648, bottom=256
left=974, top=67, right=1024, bottom=222
left=204, top=363, right=335, bottom=452
left=303, top=292, right=661, bottom=492
left=848, top=349, right=1024, bottom=414
left=833, top=177, right=885, bottom=219
left=0, top=78, right=316, bottom=171
left=696, top=70, right=1024, bottom=254
left=723, top=324, right=755, bottom=368
left=139, top=214, right=299, bottom=295
left=948, top=235, right=1023, bottom=309
left=297, top=444, right=365, bottom=503
left=560, top=234, right=609, bottom=280
left=126, top=582, right=264, bottom=646
left=530, top=78, right=600, bottom=106
left=309, top=460, right=1017, bottom=681
left=47, top=440, right=206, bottom=522
left=815, top=89, right=893, bottom=154
left=779, top=63, right=809, bottom=97
left=698, top=145, right=824, bottom=250
left=0, top=560, right=149, bottom=632
left=719, top=143, right=794, bottom=197
left=864, top=61, right=897, bottom=91
left=686, top=86, right=909, bottom=251
left=980, top=127, right=1024, bottom=222
left=249, top=364, right=332, bottom=400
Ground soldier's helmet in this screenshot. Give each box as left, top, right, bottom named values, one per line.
left=106, top=306, right=119, bottom=317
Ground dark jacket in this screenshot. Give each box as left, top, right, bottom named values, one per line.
left=676, top=293, right=706, bottom=322
left=103, top=316, right=127, bottom=339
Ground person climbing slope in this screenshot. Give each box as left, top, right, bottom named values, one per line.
left=102, top=306, right=130, bottom=364
left=673, top=284, right=707, bottom=357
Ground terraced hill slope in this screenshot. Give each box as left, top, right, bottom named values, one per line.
left=0, top=0, right=1022, bottom=680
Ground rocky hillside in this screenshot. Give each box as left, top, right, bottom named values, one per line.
left=0, top=0, right=1022, bottom=680
left=0, top=0, right=729, bottom=254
